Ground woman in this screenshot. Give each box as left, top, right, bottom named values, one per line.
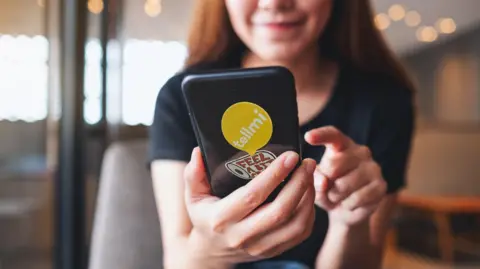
left=149, top=0, right=415, bottom=268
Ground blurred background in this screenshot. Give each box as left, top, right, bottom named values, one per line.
left=0, top=0, right=479, bottom=268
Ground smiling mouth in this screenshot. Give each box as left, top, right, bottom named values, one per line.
left=259, top=21, right=304, bottom=30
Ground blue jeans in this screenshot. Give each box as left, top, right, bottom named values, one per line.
left=236, top=261, right=310, bottom=269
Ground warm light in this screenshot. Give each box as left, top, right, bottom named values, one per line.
left=144, top=0, right=162, bottom=17
left=88, top=0, right=104, bottom=14
left=416, top=26, right=438, bottom=42
left=37, top=0, right=45, bottom=8
left=0, top=35, right=187, bottom=125
left=388, top=4, right=405, bottom=21
left=374, top=13, right=390, bottom=30
left=404, top=10, right=421, bottom=27
left=437, top=18, right=456, bottom=34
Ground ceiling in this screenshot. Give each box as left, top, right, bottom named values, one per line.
left=372, top=0, right=480, bottom=55
left=1, top=0, right=479, bottom=56
left=128, top=0, right=480, bottom=55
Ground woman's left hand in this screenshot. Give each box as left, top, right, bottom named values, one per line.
left=304, top=126, right=387, bottom=227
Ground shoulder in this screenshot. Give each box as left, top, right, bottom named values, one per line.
left=343, top=66, right=415, bottom=119
left=337, top=65, right=415, bottom=145
left=155, top=61, right=221, bottom=108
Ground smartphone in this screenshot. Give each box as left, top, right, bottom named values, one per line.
left=182, top=66, right=302, bottom=201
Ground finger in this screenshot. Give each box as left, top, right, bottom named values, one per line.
left=341, top=179, right=387, bottom=211
left=184, top=147, right=214, bottom=205
left=355, top=145, right=373, bottom=160
left=316, top=148, right=360, bottom=179
left=241, top=182, right=316, bottom=258
left=212, top=151, right=300, bottom=230
left=226, top=159, right=315, bottom=247
left=261, top=207, right=315, bottom=258
left=313, top=170, right=336, bottom=210
left=327, top=166, right=371, bottom=204
left=304, top=126, right=353, bottom=152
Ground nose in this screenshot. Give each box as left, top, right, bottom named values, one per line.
left=257, top=0, right=295, bottom=11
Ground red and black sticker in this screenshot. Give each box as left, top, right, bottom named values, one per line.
left=225, top=150, right=277, bottom=180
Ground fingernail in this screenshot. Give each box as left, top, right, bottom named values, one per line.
left=283, top=152, right=299, bottom=169
left=190, top=148, right=199, bottom=163
left=304, top=159, right=316, bottom=174
left=304, top=132, right=311, bottom=141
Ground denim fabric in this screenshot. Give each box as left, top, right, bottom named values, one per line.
left=236, top=261, right=310, bottom=269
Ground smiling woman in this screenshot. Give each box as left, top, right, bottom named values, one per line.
left=149, top=0, right=416, bottom=269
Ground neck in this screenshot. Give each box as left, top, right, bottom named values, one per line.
left=241, top=46, right=334, bottom=93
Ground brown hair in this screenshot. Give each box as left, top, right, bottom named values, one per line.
left=185, top=0, right=416, bottom=91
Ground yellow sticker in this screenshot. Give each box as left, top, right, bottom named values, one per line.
left=221, top=102, right=273, bottom=156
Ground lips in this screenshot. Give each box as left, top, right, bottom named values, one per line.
left=262, top=21, right=303, bottom=28
left=253, top=15, right=306, bottom=30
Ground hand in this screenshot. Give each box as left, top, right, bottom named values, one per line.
left=304, top=126, right=387, bottom=227
left=183, top=147, right=317, bottom=267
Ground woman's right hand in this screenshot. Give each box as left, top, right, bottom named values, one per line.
left=183, top=147, right=317, bottom=268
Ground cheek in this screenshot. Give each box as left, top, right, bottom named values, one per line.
left=225, top=0, right=254, bottom=40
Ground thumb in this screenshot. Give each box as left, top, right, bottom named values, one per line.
left=184, top=147, right=213, bottom=205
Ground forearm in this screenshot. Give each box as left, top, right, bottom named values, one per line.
left=315, top=221, right=381, bottom=269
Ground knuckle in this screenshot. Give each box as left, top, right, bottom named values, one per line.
left=366, top=161, right=382, bottom=176
left=296, top=171, right=311, bottom=190
left=328, top=191, right=342, bottom=204
left=335, top=179, right=350, bottom=195
left=377, top=179, right=388, bottom=193
left=227, top=236, right=246, bottom=250
left=263, top=165, right=285, bottom=182
left=243, top=189, right=262, bottom=209
left=349, top=192, right=361, bottom=205
left=270, top=208, right=290, bottom=224
left=292, top=222, right=308, bottom=238
left=358, top=146, right=372, bottom=159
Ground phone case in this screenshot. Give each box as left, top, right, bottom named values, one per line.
left=182, top=66, right=302, bottom=201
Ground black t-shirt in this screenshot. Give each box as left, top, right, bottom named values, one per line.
left=148, top=62, right=414, bottom=268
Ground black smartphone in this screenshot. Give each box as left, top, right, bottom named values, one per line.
left=182, top=66, right=302, bottom=201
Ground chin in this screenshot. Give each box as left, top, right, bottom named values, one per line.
left=253, top=43, right=306, bottom=64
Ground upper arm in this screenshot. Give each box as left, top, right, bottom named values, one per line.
left=369, top=87, right=415, bottom=195
left=151, top=160, right=192, bottom=241
left=148, top=74, right=197, bottom=241
left=367, top=86, right=415, bottom=247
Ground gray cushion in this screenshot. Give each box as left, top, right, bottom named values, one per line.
left=88, top=140, right=163, bottom=269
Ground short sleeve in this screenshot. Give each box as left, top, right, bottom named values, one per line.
left=368, top=88, right=415, bottom=194
left=148, top=74, right=197, bottom=165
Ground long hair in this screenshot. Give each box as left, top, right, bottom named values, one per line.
left=185, top=0, right=416, bottom=91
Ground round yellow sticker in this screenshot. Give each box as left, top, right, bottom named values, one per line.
left=221, top=102, right=273, bottom=156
